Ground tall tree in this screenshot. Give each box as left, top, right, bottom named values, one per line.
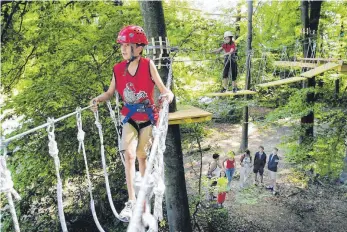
left=139, top=1, right=192, bottom=231
left=240, top=0, right=253, bottom=152
left=340, top=139, right=347, bottom=183
left=299, top=0, right=322, bottom=144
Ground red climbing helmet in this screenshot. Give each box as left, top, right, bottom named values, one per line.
left=117, top=25, right=148, bottom=45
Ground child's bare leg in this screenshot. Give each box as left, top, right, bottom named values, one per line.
left=137, top=125, right=152, bottom=177
left=125, top=149, right=136, bottom=200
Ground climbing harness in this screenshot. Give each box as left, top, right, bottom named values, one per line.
left=122, top=103, right=156, bottom=126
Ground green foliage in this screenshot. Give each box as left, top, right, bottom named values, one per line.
left=266, top=73, right=347, bottom=179
left=1, top=0, right=347, bottom=230
left=1, top=1, right=140, bottom=230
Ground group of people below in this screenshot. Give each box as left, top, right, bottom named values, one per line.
left=207, top=146, right=280, bottom=207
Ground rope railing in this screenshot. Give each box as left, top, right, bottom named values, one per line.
left=1, top=105, right=93, bottom=232
left=3, top=105, right=93, bottom=144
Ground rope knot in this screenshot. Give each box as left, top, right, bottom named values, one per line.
left=0, top=156, right=14, bottom=193
left=47, top=118, right=59, bottom=157
left=94, top=121, right=102, bottom=130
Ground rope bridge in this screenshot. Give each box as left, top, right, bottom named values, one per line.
left=1, top=95, right=167, bottom=232
left=0, top=56, right=210, bottom=232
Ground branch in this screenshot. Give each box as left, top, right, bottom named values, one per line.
left=100, top=49, right=118, bottom=67
left=17, top=1, right=28, bottom=34
left=4, top=45, right=37, bottom=93
left=1, top=1, right=22, bottom=43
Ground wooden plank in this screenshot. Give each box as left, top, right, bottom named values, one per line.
left=338, top=63, right=347, bottom=73
left=300, top=62, right=341, bottom=78
left=169, top=115, right=212, bottom=125
left=274, top=61, right=318, bottom=68
left=168, top=106, right=212, bottom=124
left=206, top=90, right=257, bottom=97
left=297, top=57, right=339, bottom=62
left=257, top=77, right=306, bottom=88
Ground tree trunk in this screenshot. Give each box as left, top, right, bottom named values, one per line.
left=299, top=1, right=322, bottom=144
left=235, top=3, right=242, bottom=40
left=334, top=78, right=340, bottom=100
left=139, top=1, right=192, bottom=231
left=340, top=138, right=347, bottom=184
left=240, top=0, right=253, bottom=152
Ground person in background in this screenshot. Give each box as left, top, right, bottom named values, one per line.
left=217, top=170, right=228, bottom=208
left=266, top=147, right=280, bottom=195
left=211, top=31, right=238, bottom=93
left=253, top=146, right=267, bottom=185
left=239, top=149, right=252, bottom=188
left=208, top=153, right=222, bottom=178
left=207, top=153, right=222, bottom=201
left=222, top=151, right=236, bottom=190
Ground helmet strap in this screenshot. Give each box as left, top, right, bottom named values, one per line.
left=129, top=45, right=138, bottom=62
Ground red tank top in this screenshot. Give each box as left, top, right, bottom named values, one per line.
left=225, top=159, right=235, bottom=169
left=113, top=57, right=158, bottom=121
left=222, top=43, right=236, bottom=53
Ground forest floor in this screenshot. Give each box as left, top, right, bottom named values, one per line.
left=183, top=121, right=347, bottom=232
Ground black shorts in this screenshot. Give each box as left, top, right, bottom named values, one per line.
left=223, top=56, right=238, bottom=81
left=253, top=166, right=264, bottom=175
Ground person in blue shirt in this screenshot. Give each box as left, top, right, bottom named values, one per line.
left=253, top=146, right=267, bottom=185
left=266, top=147, right=280, bottom=195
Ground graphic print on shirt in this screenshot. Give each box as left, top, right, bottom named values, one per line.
left=123, top=82, right=148, bottom=104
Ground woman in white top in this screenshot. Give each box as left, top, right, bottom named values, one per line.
left=239, top=149, right=253, bottom=188
left=207, top=153, right=222, bottom=201
left=208, top=153, right=222, bottom=179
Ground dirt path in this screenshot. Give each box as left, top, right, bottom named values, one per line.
left=183, top=122, right=347, bottom=232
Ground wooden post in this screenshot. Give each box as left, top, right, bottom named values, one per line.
left=240, top=0, right=253, bottom=152
left=139, top=1, right=192, bottom=231
left=299, top=0, right=322, bottom=144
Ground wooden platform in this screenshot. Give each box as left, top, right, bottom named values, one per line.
left=168, top=105, right=212, bottom=125
left=297, top=57, right=339, bottom=62
left=206, top=90, right=257, bottom=97
left=300, top=62, right=340, bottom=78
left=273, top=61, right=318, bottom=68
left=257, top=77, right=307, bottom=88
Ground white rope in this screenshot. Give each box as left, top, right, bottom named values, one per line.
left=76, top=108, right=105, bottom=232
left=46, top=118, right=68, bottom=232
left=127, top=58, right=173, bottom=232
left=0, top=144, right=21, bottom=232
left=106, top=100, right=125, bottom=166
left=4, top=105, right=92, bottom=144
left=93, top=110, right=124, bottom=221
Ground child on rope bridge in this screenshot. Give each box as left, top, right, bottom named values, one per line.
left=211, top=31, right=238, bottom=93
left=91, top=25, right=174, bottom=222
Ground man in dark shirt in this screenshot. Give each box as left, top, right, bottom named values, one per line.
left=253, top=146, right=267, bottom=185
